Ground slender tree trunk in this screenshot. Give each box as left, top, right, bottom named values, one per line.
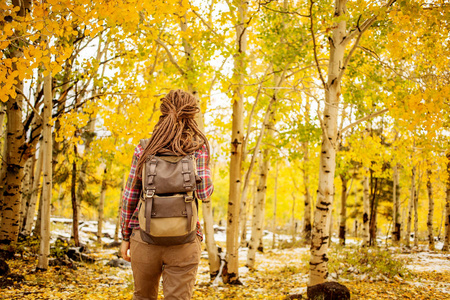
left=72, top=146, right=80, bottom=247
left=97, top=169, right=107, bottom=244
left=239, top=192, right=249, bottom=247
left=442, top=152, right=450, bottom=251
left=179, top=11, right=220, bottom=275
left=392, top=163, right=401, bottom=245
left=246, top=150, right=270, bottom=269
left=405, top=166, right=415, bottom=248
left=239, top=87, right=278, bottom=247
left=23, top=142, right=44, bottom=235
left=339, top=174, right=348, bottom=246
left=19, top=158, right=33, bottom=233
left=0, top=102, right=6, bottom=146
left=302, top=142, right=312, bottom=243
left=37, top=64, right=53, bottom=270
left=291, top=192, right=297, bottom=242
left=414, top=168, right=420, bottom=248
left=426, top=166, right=434, bottom=250
left=369, top=176, right=379, bottom=246
left=33, top=187, right=43, bottom=237
left=272, top=163, right=278, bottom=249
left=362, top=173, right=370, bottom=246
left=225, top=0, right=247, bottom=284
left=115, top=173, right=126, bottom=242
left=203, top=200, right=220, bottom=279
left=308, top=0, right=347, bottom=286
left=353, top=186, right=358, bottom=237
left=0, top=102, right=6, bottom=214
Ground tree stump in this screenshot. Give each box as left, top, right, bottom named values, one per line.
left=307, top=282, right=350, bottom=300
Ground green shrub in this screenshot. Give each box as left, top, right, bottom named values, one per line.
left=328, top=246, right=412, bottom=280
left=16, top=234, right=41, bottom=256
left=50, top=238, right=72, bottom=258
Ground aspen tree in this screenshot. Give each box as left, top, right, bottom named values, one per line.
left=114, top=174, right=126, bottom=242
left=97, top=168, right=107, bottom=244
left=426, top=165, right=435, bottom=250
left=272, top=163, right=278, bottom=249
left=308, top=0, right=395, bottom=286
left=405, top=166, right=415, bottom=248
left=413, top=167, right=420, bottom=248
left=247, top=68, right=285, bottom=268
left=19, top=158, right=33, bottom=232
left=338, top=174, right=348, bottom=245
left=0, top=0, right=32, bottom=246
left=180, top=5, right=221, bottom=277
left=225, top=0, right=247, bottom=284
left=392, top=163, right=401, bottom=245
left=37, top=51, right=53, bottom=271
left=22, top=142, right=44, bottom=235
left=442, top=152, right=450, bottom=251
left=361, top=173, right=370, bottom=246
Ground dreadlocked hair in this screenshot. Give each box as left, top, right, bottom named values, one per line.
left=133, top=89, right=210, bottom=186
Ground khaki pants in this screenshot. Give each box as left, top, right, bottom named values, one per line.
left=130, top=229, right=201, bottom=300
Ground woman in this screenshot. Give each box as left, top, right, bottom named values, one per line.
left=120, top=89, right=213, bottom=300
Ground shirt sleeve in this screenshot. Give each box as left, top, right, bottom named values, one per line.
left=195, top=144, right=214, bottom=201
left=120, top=145, right=143, bottom=241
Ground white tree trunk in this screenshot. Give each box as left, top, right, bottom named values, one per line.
left=339, top=175, right=348, bottom=245
left=308, top=0, right=347, bottom=286
left=23, top=142, right=44, bottom=235
left=225, top=0, right=247, bottom=284
left=361, top=173, right=370, bottom=246
left=0, top=102, right=6, bottom=150
left=115, top=173, right=126, bottom=242
left=19, top=158, right=33, bottom=232
left=37, top=67, right=53, bottom=270
left=246, top=151, right=270, bottom=269
left=405, top=166, right=415, bottom=248
left=0, top=0, right=31, bottom=246
left=302, top=141, right=312, bottom=243
left=392, top=163, right=401, bottom=245
left=202, top=200, right=220, bottom=278
left=97, top=172, right=106, bottom=244
left=442, top=152, right=450, bottom=251
left=239, top=90, right=277, bottom=247
left=426, top=166, right=434, bottom=250
left=272, top=163, right=279, bottom=249
left=413, top=169, right=420, bottom=248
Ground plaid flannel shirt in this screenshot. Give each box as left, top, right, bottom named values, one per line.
left=120, top=143, right=213, bottom=241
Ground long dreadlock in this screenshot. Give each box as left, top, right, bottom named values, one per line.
left=133, top=89, right=210, bottom=185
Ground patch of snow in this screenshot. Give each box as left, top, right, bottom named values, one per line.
left=398, top=252, right=450, bottom=273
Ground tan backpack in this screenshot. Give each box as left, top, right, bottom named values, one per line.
left=137, top=139, right=200, bottom=245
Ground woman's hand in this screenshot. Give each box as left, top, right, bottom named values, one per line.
left=121, top=241, right=131, bottom=262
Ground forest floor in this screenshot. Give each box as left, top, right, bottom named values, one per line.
left=1, top=239, right=450, bottom=300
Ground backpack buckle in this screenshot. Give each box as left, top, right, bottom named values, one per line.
left=145, top=189, right=155, bottom=198
left=184, top=195, right=194, bottom=202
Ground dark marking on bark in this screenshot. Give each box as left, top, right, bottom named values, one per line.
left=363, top=212, right=368, bottom=223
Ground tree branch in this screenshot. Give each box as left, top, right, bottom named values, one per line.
left=155, top=39, right=186, bottom=76
left=309, top=0, right=327, bottom=90
left=339, top=108, right=389, bottom=136
left=15, top=88, right=43, bottom=121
